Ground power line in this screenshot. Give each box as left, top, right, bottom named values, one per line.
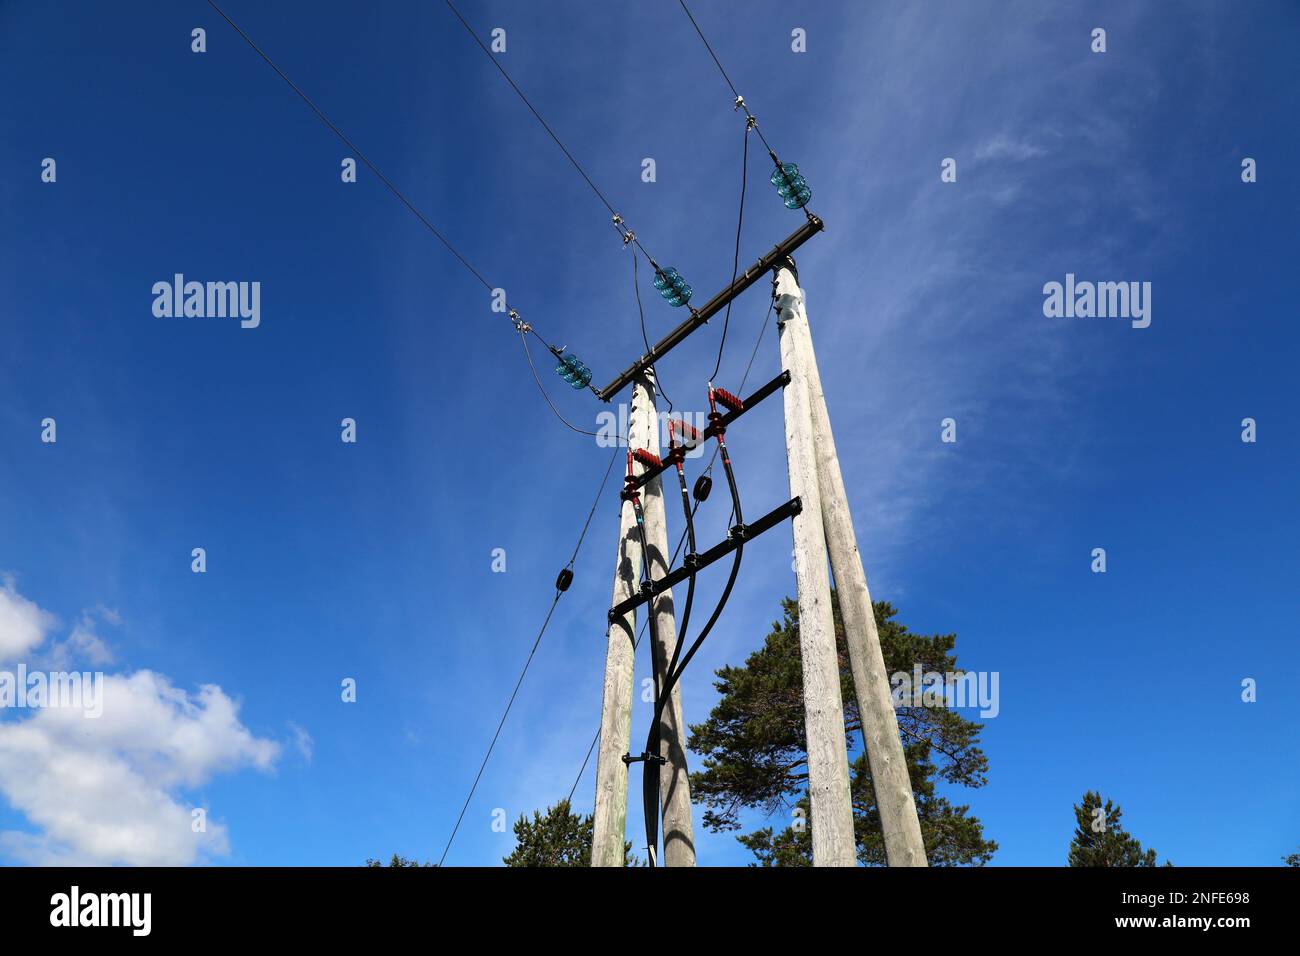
left=708, top=121, right=752, bottom=383
left=204, top=0, right=594, bottom=432
left=206, top=0, right=494, bottom=294
left=443, top=0, right=662, bottom=269
left=437, top=446, right=620, bottom=866
left=675, top=0, right=778, bottom=158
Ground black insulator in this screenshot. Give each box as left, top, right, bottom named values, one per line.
left=692, top=474, right=713, bottom=502
left=556, top=568, right=574, bottom=592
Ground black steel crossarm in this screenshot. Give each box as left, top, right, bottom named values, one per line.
left=596, top=218, right=824, bottom=401
left=606, top=496, right=802, bottom=621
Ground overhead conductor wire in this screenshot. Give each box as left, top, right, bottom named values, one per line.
left=205, top=0, right=599, bottom=435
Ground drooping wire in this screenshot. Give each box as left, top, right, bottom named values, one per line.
left=437, top=446, right=620, bottom=866
left=518, top=331, right=600, bottom=437
left=676, top=0, right=815, bottom=224
left=444, top=0, right=660, bottom=268
left=203, top=0, right=595, bottom=435
left=707, top=121, right=752, bottom=383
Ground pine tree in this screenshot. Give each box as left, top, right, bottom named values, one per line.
left=1067, top=791, right=1166, bottom=866
left=503, top=800, right=638, bottom=866
left=688, top=595, right=997, bottom=866
left=364, top=854, right=432, bottom=867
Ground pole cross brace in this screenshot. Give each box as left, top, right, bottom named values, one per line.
left=606, top=496, right=803, bottom=622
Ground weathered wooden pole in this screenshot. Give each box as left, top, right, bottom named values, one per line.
left=775, top=261, right=928, bottom=867
left=591, top=378, right=648, bottom=867
left=775, top=270, right=859, bottom=866
left=591, top=371, right=695, bottom=865
left=636, top=369, right=697, bottom=866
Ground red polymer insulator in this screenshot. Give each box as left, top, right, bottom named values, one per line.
left=633, top=448, right=663, bottom=469
left=714, top=387, right=744, bottom=413
left=674, top=418, right=702, bottom=441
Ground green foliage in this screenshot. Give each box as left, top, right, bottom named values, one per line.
left=1067, top=791, right=1167, bottom=867
left=1283, top=849, right=1299, bottom=867
left=687, top=595, right=997, bottom=866
left=364, top=854, right=433, bottom=867
left=503, top=800, right=639, bottom=867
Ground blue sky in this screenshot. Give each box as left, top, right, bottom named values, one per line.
left=0, top=0, right=1296, bottom=866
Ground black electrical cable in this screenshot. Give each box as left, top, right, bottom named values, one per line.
left=649, top=543, right=742, bottom=758
left=649, top=427, right=744, bottom=731
left=638, top=411, right=747, bottom=866
left=437, top=446, right=619, bottom=866
left=629, top=493, right=667, bottom=866
left=708, top=122, right=751, bottom=383
left=564, top=487, right=703, bottom=807
left=654, top=439, right=701, bottom=724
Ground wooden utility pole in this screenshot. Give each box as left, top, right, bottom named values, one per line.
left=777, top=273, right=859, bottom=867
left=774, top=262, right=928, bottom=867
left=637, top=369, right=697, bottom=866
left=591, top=378, right=646, bottom=867
left=591, top=371, right=694, bottom=866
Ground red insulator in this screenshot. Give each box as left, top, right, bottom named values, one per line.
left=633, top=448, right=663, bottom=469
left=672, top=418, right=702, bottom=441
left=714, top=387, right=744, bottom=413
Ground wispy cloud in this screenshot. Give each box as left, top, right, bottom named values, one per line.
left=972, top=134, right=1048, bottom=163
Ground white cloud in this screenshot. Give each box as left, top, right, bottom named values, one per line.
left=0, top=584, right=280, bottom=866
left=0, top=576, right=56, bottom=663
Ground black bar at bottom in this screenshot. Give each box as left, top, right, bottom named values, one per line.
left=608, top=496, right=802, bottom=621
